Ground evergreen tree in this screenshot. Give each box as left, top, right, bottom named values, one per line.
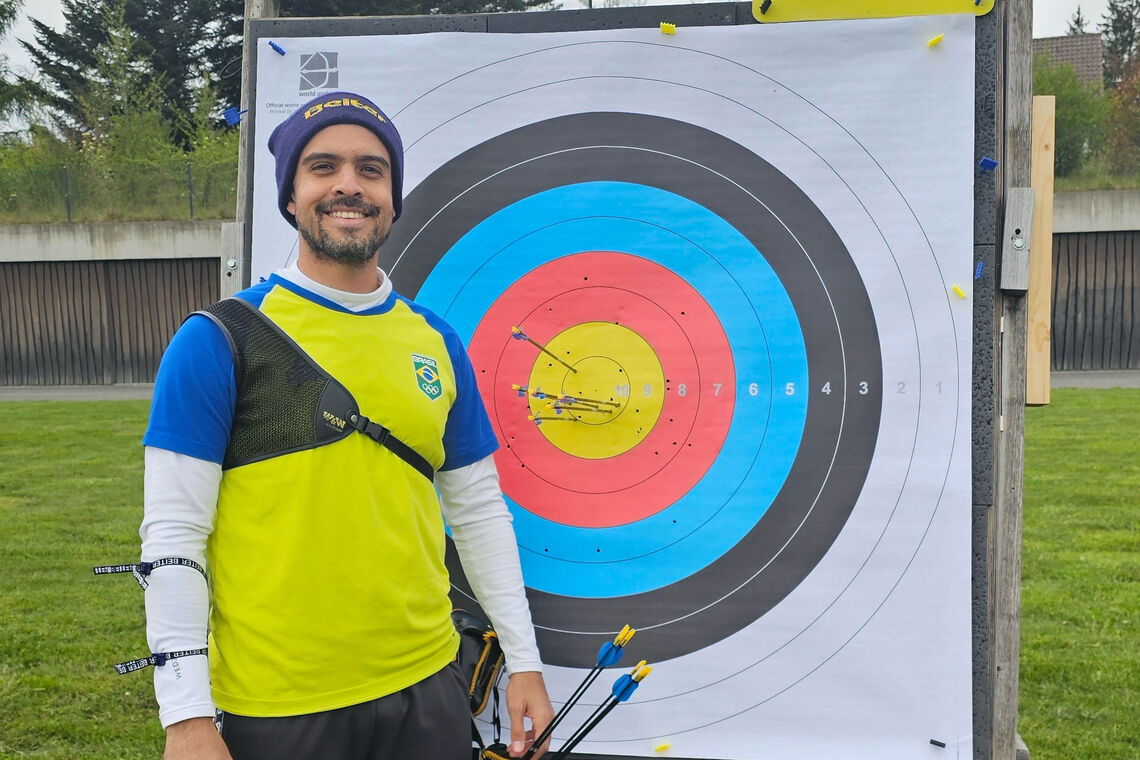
left=20, top=0, right=243, bottom=144
left=1101, top=0, right=1140, bottom=87
left=203, top=0, right=244, bottom=112
left=78, top=1, right=166, bottom=146
left=1, top=0, right=27, bottom=122
left=1067, top=5, right=1088, bottom=35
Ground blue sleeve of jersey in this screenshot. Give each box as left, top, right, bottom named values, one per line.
left=143, top=314, right=236, bottom=464
left=440, top=331, right=499, bottom=471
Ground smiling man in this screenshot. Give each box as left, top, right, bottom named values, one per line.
left=138, top=92, right=553, bottom=760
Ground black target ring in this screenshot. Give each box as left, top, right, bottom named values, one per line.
left=383, top=112, right=883, bottom=665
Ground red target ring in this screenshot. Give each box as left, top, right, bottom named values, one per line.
left=468, top=251, right=734, bottom=528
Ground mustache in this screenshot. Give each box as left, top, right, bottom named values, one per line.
left=315, top=197, right=380, bottom=216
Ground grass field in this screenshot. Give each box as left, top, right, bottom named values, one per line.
left=1019, top=389, right=1140, bottom=759
left=0, top=391, right=1136, bottom=758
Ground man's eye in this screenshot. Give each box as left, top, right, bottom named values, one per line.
left=362, top=165, right=384, bottom=176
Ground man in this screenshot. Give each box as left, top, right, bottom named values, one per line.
left=140, top=91, right=554, bottom=760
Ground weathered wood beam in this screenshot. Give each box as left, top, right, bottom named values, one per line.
left=991, top=0, right=1033, bottom=756
left=225, top=0, right=281, bottom=297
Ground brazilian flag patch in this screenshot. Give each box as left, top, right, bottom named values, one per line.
left=412, top=353, right=443, bottom=400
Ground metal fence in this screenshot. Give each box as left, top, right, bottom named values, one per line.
left=0, top=258, right=220, bottom=385
left=1052, top=230, right=1140, bottom=370
left=0, top=159, right=237, bottom=224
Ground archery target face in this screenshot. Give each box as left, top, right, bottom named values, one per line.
left=388, top=111, right=882, bottom=666
left=252, top=15, right=975, bottom=759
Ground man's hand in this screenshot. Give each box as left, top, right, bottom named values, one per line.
left=506, top=671, right=555, bottom=759
left=163, top=716, right=233, bottom=760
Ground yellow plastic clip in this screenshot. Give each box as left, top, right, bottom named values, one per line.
left=654, top=743, right=671, bottom=753
left=660, top=22, right=676, bottom=35
left=928, top=33, right=944, bottom=47
left=953, top=285, right=967, bottom=299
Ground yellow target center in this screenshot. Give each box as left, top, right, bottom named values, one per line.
left=528, top=322, right=665, bottom=459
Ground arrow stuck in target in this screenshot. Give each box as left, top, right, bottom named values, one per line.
left=512, top=326, right=578, bottom=373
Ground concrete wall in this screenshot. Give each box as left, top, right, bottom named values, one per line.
left=0, top=221, right=223, bottom=263
left=1053, top=189, right=1140, bottom=234
left=0, top=192, right=1135, bottom=265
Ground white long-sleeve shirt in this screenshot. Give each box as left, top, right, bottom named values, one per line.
left=141, top=265, right=542, bottom=727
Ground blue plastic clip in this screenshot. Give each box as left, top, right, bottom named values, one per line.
left=975, top=262, right=984, bottom=279
left=223, top=107, right=248, bottom=126
left=978, top=157, right=999, bottom=171
left=269, top=40, right=286, bottom=56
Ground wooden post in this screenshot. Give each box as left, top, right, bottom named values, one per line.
left=992, top=0, right=1033, bottom=757
left=224, top=0, right=281, bottom=297
left=1027, top=96, right=1055, bottom=406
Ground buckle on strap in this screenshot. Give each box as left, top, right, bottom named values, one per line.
left=347, top=411, right=391, bottom=446
left=345, top=410, right=435, bottom=482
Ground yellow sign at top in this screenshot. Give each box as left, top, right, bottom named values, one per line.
left=752, top=0, right=993, bottom=23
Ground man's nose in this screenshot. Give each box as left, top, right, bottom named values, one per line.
left=331, top=166, right=363, bottom=196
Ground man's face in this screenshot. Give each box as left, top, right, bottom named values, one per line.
left=288, top=123, right=395, bottom=266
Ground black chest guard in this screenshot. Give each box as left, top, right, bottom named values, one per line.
left=192, top=298, right=434, bottom=481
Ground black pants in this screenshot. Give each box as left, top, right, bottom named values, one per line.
left=219, top=661, right=471, bottom=760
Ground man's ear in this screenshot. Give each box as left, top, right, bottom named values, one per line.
left=287, top=194, right=296, bottom=216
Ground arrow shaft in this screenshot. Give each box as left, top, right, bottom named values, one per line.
left=550, top=404, right=612, bottom=415
left=559, top=394, right=621, bottom=408
left=552, top=698, right=620, bottom=760
left=521, top=333, right=577, bottom=374
left=523, top=667, right=605, bottom=760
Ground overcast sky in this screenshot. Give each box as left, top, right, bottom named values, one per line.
left=0, top=0, right=1117, bottom=78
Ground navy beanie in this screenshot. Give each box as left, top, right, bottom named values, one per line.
left=268, top=92, right=404, bottom=228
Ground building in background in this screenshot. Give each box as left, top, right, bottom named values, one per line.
left=1032, top=32, right=1105, bottom=89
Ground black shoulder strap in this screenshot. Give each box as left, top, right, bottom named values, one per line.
left=191, top=298, right=435, bottom=482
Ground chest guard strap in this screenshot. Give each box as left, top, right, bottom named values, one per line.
left=191, top=298, right=434, bottom=482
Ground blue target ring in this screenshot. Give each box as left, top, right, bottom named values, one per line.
left=419, top=182, right=808, bottom=597
left=384, top=112, right=882, bottom=664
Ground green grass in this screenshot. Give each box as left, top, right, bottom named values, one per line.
left=0, top=392, right=1136, bottom=757
left=0, top=401, right=163, bottom=759
left=1054, top=155, right=1140, bottom=191
left=1019, top=389, right=1140, bottom=759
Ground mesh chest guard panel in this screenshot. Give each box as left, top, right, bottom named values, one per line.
left=192, top=298, right=432, bottom=481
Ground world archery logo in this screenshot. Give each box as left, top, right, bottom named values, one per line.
left=412, top=353, right=442, bottom=400
left=299, top=52, right=338, bottom=93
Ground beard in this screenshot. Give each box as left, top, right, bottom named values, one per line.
left=297, top=197, right=392, bottom=265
